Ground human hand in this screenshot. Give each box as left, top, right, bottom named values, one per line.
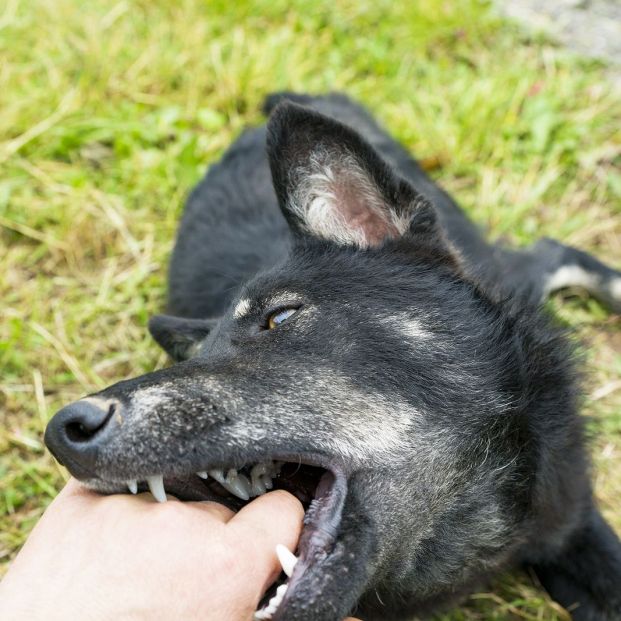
left=0, top=479, right=304, bottom=621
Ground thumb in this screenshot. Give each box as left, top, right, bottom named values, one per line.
left=229, top=490, right=304, bottom=594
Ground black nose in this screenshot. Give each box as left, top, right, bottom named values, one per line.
left=44, top=398, right=119, bottom=478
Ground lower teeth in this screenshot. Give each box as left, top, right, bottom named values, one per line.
left=253, top=545, right=299, bottom=619
left=254, top=583, right=289, bottom=620
left=123, top=462, right=302, bottom=619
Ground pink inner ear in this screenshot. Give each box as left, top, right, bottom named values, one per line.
left=332, top=169, right=402, bottom=247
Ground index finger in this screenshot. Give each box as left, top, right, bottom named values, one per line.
left=229, top=490, right=304, bottom=586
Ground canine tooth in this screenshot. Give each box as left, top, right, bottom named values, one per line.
left=209, top=469, right=225, bottom=484
left=276, top=544, right=298, bottom=578
left=127, top=480, right=138, bottom=494
left=196, top=471, right=208, bottom=479
left=253, top=610, right=272, bottom=620
left=262, top=475, right=273, bottom=490
left=147, top=475, right=167, bottom=503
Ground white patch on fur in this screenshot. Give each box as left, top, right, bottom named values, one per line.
left=264, top=290, right=303, bottom=309
left=380, top=313, right=433, bottom=341
left=323, top=380, right=416, bottom=462
left=130, top=384, right=177, bottom=419
left=233, top=298, right=251, bottom=318
left=225, top=369, right=417, bottom=465
left=610, top=277, right=621, bottom=301
left=185, top=341, right=204, bottom=359
left=289, top=152, right=411, bottom=248
left=544, top=265, right=599, bottom=295
left=122, top=373, right=418, bottom=469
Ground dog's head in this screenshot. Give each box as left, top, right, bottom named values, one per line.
left=45, top=103, right=574, bottom=620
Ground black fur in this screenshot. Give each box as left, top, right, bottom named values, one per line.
left=45, top=92, right=621, bottom=620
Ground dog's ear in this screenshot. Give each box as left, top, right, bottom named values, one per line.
left=148, top=314, right=216, bottom=361
left=266, top=102, right=445, bottom=251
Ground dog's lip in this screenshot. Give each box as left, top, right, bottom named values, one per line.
left=272, top=465, right=347, bottom=620
left=242, top=454, right=348, bottom=620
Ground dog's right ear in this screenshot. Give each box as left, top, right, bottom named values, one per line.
left=148, top=314, right=216, bottom=361
left=266, top=101, right=450, bottom=256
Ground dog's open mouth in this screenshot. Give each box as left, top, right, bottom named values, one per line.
left=121, top=456, right=347, bottom=620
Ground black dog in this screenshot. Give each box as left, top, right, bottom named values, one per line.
left=45, top=93, right=621, bottom=620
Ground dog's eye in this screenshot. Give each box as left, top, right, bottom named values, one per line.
left=267, top=308, right=298, bottom=330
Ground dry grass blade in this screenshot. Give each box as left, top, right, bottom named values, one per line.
left=30, top=323, right=98, bottom=390
left=0, top=89, right=78, bottom=164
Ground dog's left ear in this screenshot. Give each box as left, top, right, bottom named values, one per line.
left=148, top=314, right=216, bottom=361
left=266, top=102, right=449, bottom=253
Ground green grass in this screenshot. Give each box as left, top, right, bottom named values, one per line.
left=1, top=0, right=620, bottom=617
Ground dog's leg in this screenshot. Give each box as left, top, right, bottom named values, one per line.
left=531, top=507, right=621, bottom=621
left=524, top=237, right=621, bottom=312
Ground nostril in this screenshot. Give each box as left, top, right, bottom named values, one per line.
left=65, top=422, right=91, bottom=443
left=63, top=400, right=117, bottom=444
left=45, top=398, right=120, bottom=478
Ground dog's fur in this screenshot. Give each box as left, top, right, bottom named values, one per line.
left=45, top=93, right=621, bottom=620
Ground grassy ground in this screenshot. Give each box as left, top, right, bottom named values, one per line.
left=1, top=0, right=620, bottom=618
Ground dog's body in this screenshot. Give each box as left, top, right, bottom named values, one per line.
left=170, top=93, right=621, bottom=319
left=45, top=93, right=621, bottom=620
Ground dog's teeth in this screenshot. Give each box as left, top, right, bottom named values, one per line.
left=210, top=468, right=250, bottom=500
left=251, top=463, right=274, bottom=494
left=253, top=582, right=288, bottom=621
left=265, top=589, right=285, bottom=613
left=237, top=473, right=252, bottom=496
left=209, top=468, right=226, bottom=484
left=222, top=480, right=249, bottom=500
left=127, top=480, right=138, bottom=494
left=276, top=544, right=298, bottom=577
left=147, top=475, right=167, bottom=503
left=265, top=584, right=288, bottom=615
left=251, top=478, right=267, bottom=496
left=271, top=584, right=288, bottom=610
left=251, top=464, right=268, bottom=496
left=196, top=471, right=208, bottom=479
left=252, top=463, right=268, bottom=477
left=223, top=469, right=250, bottom=501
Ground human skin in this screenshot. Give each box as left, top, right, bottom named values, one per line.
left=0, top=479, right=361, bottom=620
